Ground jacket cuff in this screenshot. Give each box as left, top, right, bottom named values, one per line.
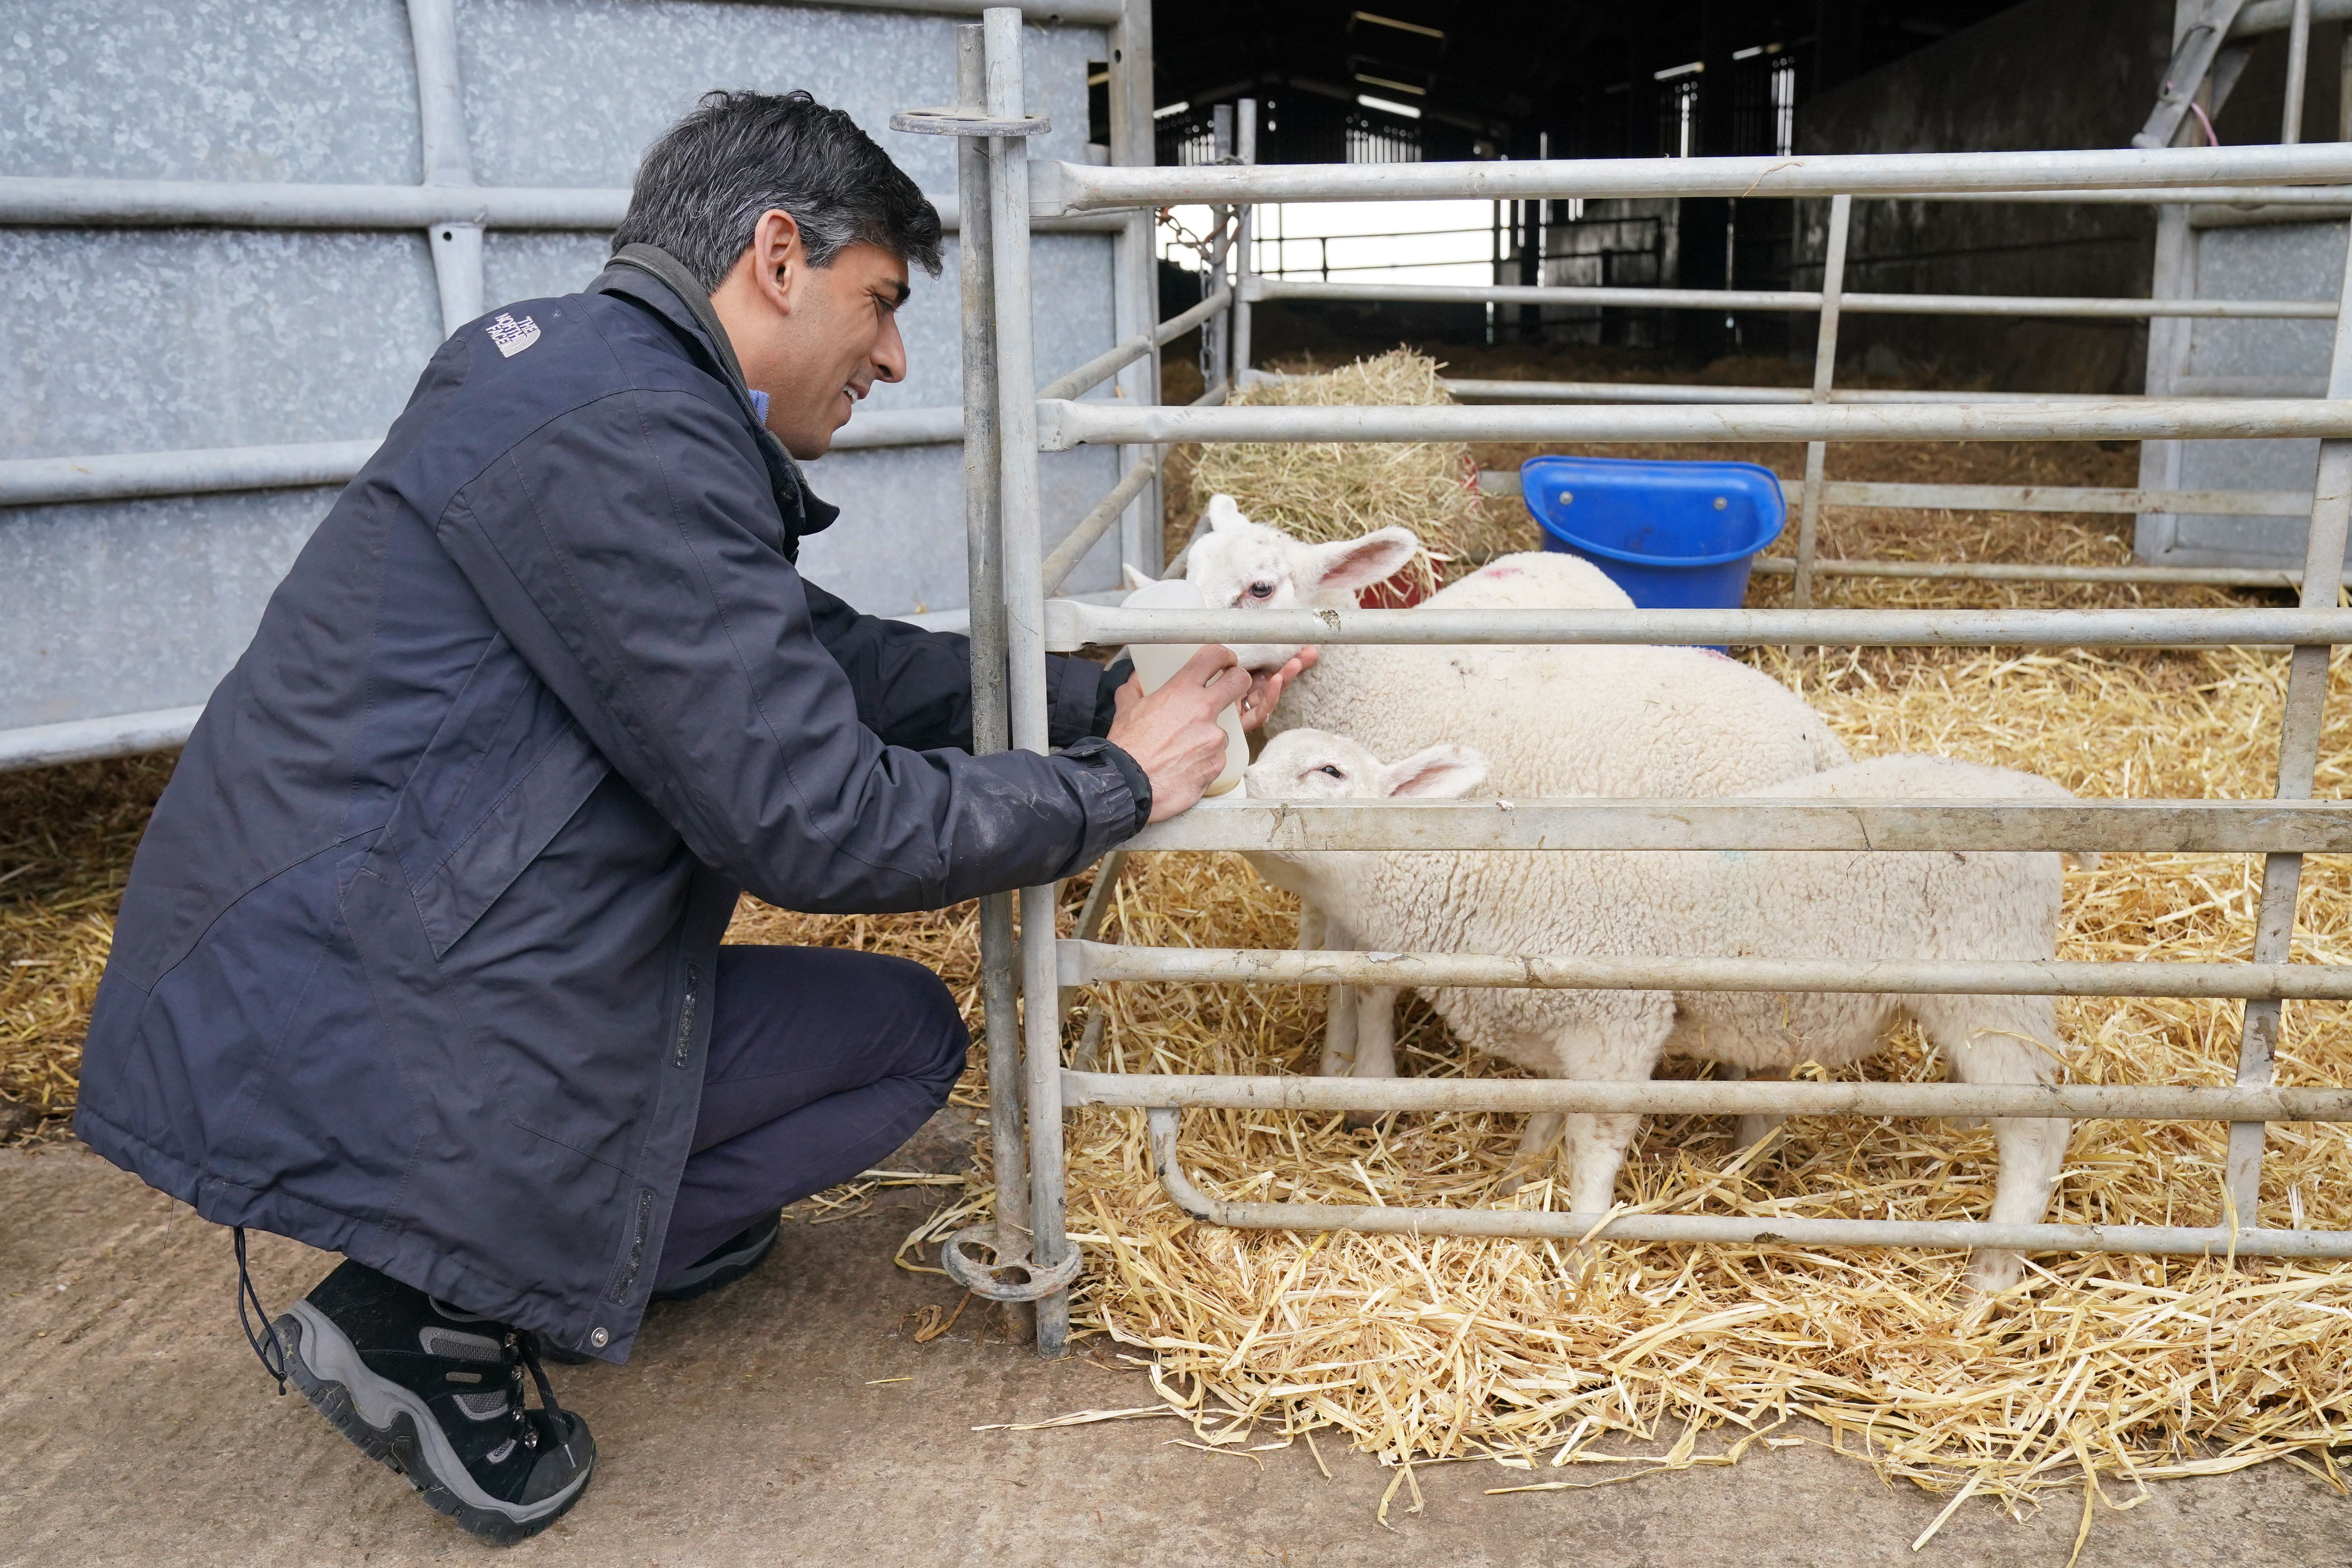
left=1063, top=735, right=1151, bottom=835
left=1046, top=653, right=1117, bottom=748
left=1090, top=656, right=1133, bottom=738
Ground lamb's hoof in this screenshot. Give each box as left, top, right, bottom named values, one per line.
left=1343, top=1110, right=1383, bottom=1132
left=1733, top=1114, right=1783, bottom=1153
left=1494, top=1171, right=1528, bottom=1198
left=1961, top=1250, right=2027, bottom=1297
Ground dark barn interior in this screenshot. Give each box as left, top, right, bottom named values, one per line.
left=1130, top=0, right=2345, bottom=391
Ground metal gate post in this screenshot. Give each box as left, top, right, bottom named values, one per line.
left=1231, top=99, right=1257, bottom=383
left=404, top=0, right=485, bottom=335
left=982, top=6, right=1076, bottom=1356
left=1792, top=193, right=1851, bottom=613
left=1107, top=0, right=1165, bottom=575
left=953, top=24, right=1035, bottom=1338
left=2227, top=216, right=2352, bottom=1221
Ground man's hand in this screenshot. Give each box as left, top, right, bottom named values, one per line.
left=1238, top=645, right=1317, bottom=732
left=1107, top=645, right=1253, bottom=823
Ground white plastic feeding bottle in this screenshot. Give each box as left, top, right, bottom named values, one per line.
left=1119, top=576, right=1249, bottom=798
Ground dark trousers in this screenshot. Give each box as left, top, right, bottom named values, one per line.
left=655, top=945, right=970, bottom=1281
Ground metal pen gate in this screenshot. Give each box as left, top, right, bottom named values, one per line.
left=930, top=9, right=2352, bottom=1359
left=0, top=0, right=1162, bottom=772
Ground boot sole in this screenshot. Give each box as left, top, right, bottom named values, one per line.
left=276, top=1302, right=593, bottom=1545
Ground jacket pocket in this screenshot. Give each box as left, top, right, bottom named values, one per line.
left=407, top=719, right=610, bottom=960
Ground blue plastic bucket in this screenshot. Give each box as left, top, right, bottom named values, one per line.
left=1520, top=456, right=1787, bottom=639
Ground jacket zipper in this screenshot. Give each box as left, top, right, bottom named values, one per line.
left=607, top=1188, right=655, bottom=1303
left=672, top=961, right=698, bottom=1068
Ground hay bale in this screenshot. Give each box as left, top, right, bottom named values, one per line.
left=1189, top=350, right=1533, bottom=595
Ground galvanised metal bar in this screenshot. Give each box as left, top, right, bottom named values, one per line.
left=1047, top=602, right=2352, bottom=652
left=1035, top=397, right=2352, bottom=451
left=1448, top=380, right=2128, bottom=404
left=405, top=0, right=483, bottom=335
left=0, top=177, right=1126, bottom=234
left=983, top=6, right=1074, bottom=1357
left=1751, top=557, right=2349, bottom=589
left=1038, top=144, right=2352, bottom=212
left=1248, top=275, right=2339, bottom=321
left=1797, top=481, right=2314, bottom=515
left=1794, top=194, right=1851, bottom=613
left=0, top=440, right=384, bottom=507
left=1039, top=453, right=1157, bottom=597
left=1144, top=1109, right=2352, bottom=1257
left=2138, top=0, right=2255, bottom=150
left=953, top=23, right=1034, bottom=1324
left=2282, top=0, right=2316, bottom=144
left=2225, top=210, right=2352, bottom=1223
left=0, top=411, right=974, bottom=509
left=1060, top=939, right=2352, bottom=1002
left=1477, top=468, right=2316, bottom=516
left=1104, top=0, right=1162, bottom=576
left=1033, top=285, right=1230, bottom=403
left=1116, top=798, right=2352, bottom=854
left=0, top=706, right=207, bottom=775
left=1091, top=1075, right=2352, bottom=1122
left=1230, top=100, right=1256, bottom=382
left=791, top=0, right=1121, bottom=19
left=2236, top=0, right=2352, bottom=34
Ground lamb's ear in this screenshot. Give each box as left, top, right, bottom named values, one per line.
left=1379, top=743, right=1489, bottom=800
left=1205, top=494, right=1247, bottom=532
left=1303, top=526, right=1421, bottom=595
left=1122, top=563, right=1157, bottom=591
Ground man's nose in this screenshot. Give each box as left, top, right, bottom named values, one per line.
left=872, top=314, right=907, bottom=385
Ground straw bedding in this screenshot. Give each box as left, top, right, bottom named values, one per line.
left=9, top=367, right=2352, bottom=1528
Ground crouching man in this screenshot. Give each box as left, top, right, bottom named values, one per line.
left=73, top=89, right=1308, bottom=1544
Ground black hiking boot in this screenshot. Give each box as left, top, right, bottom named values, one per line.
left=652, top=1211, right=782, bottom=1303
left=272, top=1260, right=595, bottom=1545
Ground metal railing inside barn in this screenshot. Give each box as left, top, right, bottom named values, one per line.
left=926, top=8, right=2352, bottom=1358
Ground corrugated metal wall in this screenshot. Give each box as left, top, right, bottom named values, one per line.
left=0, top=0, right=1133, bottom=747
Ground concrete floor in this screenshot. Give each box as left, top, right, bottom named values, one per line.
left=4, top=1139, right=2348, bottom=1568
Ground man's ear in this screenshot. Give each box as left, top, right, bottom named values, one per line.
left=753, top=208, right=807, bottom=310
left=1379, top=743, right=1489, bottom=799
left=1304, top=526, right=1421, bottom=595
left=1205, top=494, right=1247, bottom=533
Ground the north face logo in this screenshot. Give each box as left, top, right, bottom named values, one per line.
left=485, top=312, right=540, bottom=357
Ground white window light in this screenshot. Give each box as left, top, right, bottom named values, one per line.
left=1352, top=10, right=1445, bottom=41
left=1731, top=45, right=1762, bottom=60
left=1357, top=93, right=1423, bottom=120
left=1153, top=100, right=1191, bottom=119
left=1653, top=60, right=1702, bottom=80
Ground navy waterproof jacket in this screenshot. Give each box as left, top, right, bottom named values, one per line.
left=74, top=255, right=1143, bottom=1361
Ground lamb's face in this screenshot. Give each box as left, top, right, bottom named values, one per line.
left=1245, top=728, right=1490, bottom=803
left=1182, top=494, right=1421, bottom=672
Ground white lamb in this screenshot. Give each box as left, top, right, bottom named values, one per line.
left=1243, top=728, right=2078, bottom=1295
left=1179, top=494, right=1851, bottom=1100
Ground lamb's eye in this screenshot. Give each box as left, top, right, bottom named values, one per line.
left=1247, top=582, right=1276, bottom=600
left=1317, top=764, right=1345, bottom=779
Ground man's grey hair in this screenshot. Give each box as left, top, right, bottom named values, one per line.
left=612, top=89, right=943, bottom=290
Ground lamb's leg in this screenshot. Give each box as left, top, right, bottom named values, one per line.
left=1498, top=1071, right=1563, bottom=1197
left=1342, top=986, right=1401, bottom=1130
left=1732, top=1064, right=1789, bottom=1153
left=1302, top=904, right=1361, bottom=1078
left=1540, top=1008, right=1675, bottom=1219
left=1922, top=998, right=2070, bottom=1295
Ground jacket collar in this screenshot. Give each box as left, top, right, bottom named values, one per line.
left=589, top=244, right=841, bottom=554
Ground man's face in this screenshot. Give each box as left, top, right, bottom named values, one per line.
left=765, top=241, right=910, bottom=459
left=710, top=212, right=912, bottom=461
